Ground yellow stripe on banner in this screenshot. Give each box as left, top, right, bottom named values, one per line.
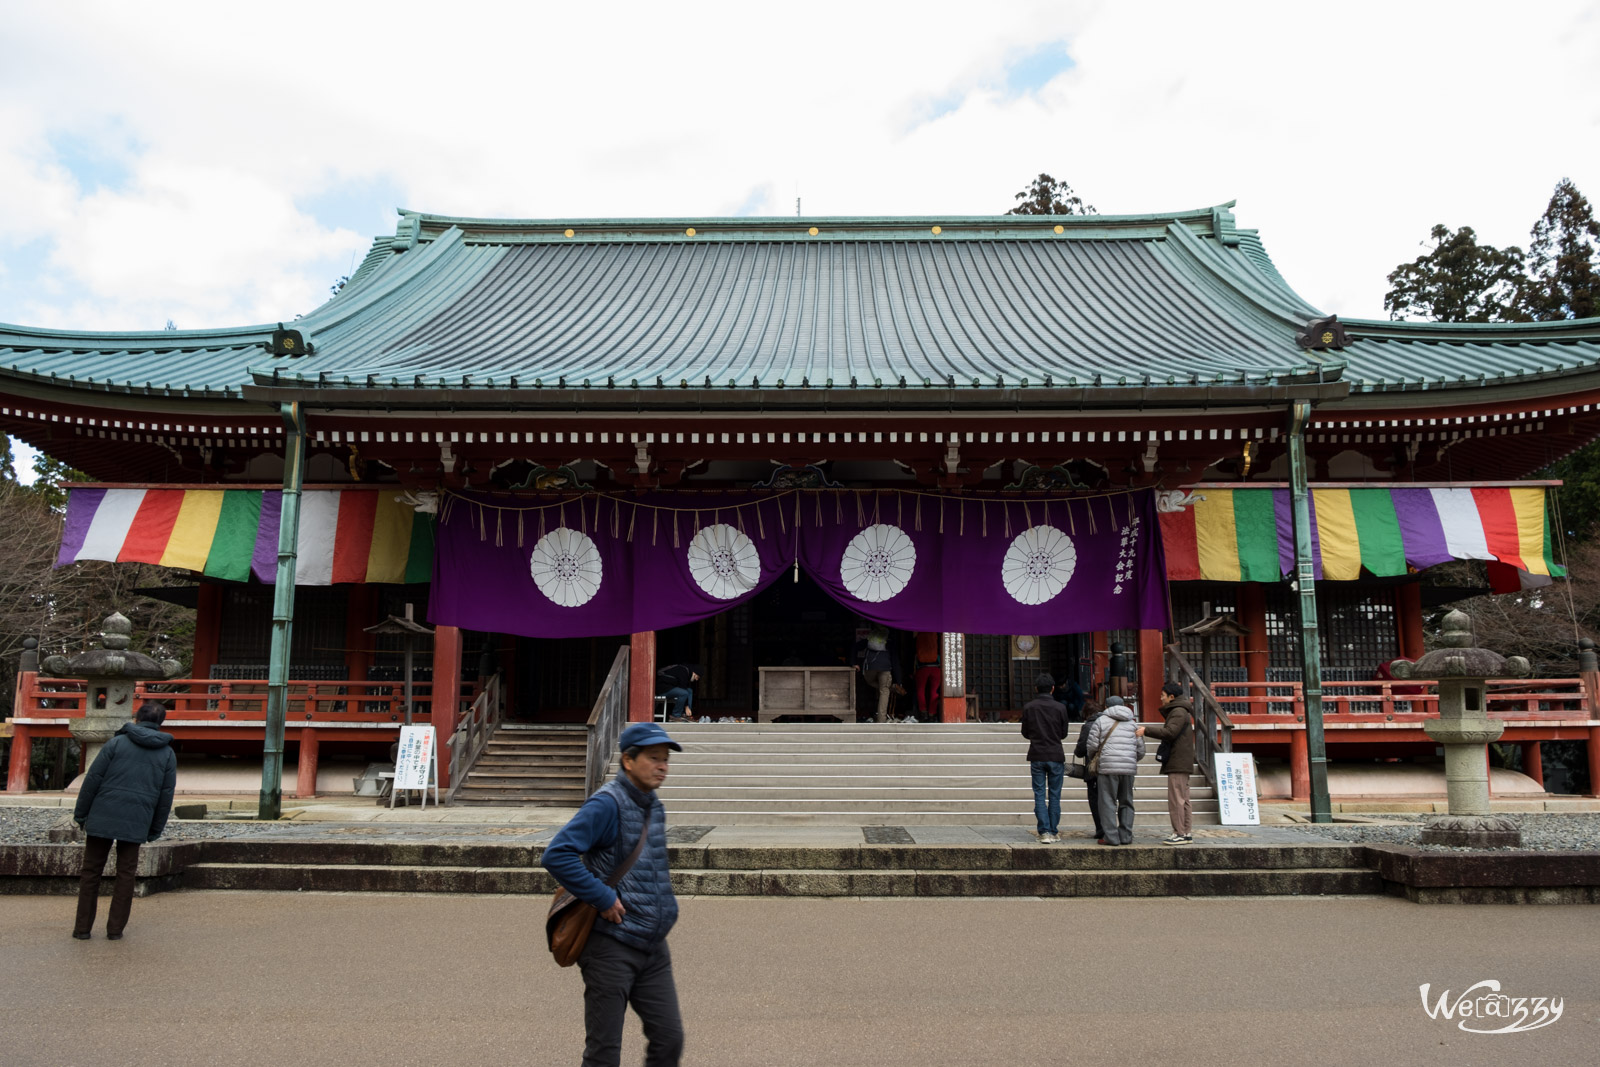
left=1509, top=487, right=1550, bottom=576
left=365, top=493, right=415, bottom=584
left=1311, top=489, right=1361, bottom=580
left=158, top=491, right=226, bottom=571
left=1193, top=489, right=1242, bottom=581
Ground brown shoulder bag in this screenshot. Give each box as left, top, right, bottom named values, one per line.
left=545, top=813, right=650, bottom=967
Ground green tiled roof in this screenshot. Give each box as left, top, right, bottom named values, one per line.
left=3, top=205, right=1599, bottom=406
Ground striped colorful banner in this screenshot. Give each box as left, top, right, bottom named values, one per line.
left=1159, top=486, right=1563, bottom=582
left=57, top=489, right=434, bottom=585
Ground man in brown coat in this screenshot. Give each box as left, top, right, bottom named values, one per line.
left=1142, top=681, right=1195, bottom=844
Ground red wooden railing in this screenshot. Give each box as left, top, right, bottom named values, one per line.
left=1208, top=678, right=1591, bottom=722
left=11, top=671, right=474, bottom=725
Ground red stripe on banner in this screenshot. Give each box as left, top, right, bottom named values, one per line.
left=331, top=491, right=377, bottom=584
left=1471, top=487, right=1526, bottom=570
left=117, top=490, right=185, bottom=563
left=1159, top=508, right=1201, bottom=581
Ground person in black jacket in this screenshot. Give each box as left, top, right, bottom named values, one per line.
left=1020, top=673, right=1070, bottom=843
left=71, top=700, right=177, bottom=940
left=657, top=664, right=700, bottom=722
left=1073, top=699, right=1107, bottom=844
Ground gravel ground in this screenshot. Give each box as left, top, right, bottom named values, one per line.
left=1284, top=812, right=1600, bottom=851
left=0, top=806, right=285, bottom=844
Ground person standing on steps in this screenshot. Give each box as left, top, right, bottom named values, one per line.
left=1074, top=699, right=1107, bottom=843
left=657, top=663, right=700, bottom=722
left=1083, top=695, right=1144, bottom=846
left=1020, top=672, right=1070, bottom=843
left=71, top=700, right=177, bottom=941
left=912, top=631, right=942, bottom=723
left=1142, top=681, right=1196, bottom=845
left=853, top=624, right=901, bottom=723
left=543, top=722, right=685, bottom=1067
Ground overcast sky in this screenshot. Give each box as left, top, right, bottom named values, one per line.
left=3, top=2, right=1597, bottom=343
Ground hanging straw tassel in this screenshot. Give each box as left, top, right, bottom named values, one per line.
left=915, top=495, right=922, bottom=531
left=814, top=491, right=822, bottom=526
left=627, top=502, right=637, bottom=543
left=896, top=492, right=902, bottom=528
left=540, top=507, right=547, bottom=539
left=778, top=498, right=787, bottom=537
left=1087, top=498, right=1097, bottom=534
left=959, top=501, right=965, bottom=536
left=981, top=501, right=988, bottom=537
left=872, top=492, right=881, bottom=525
left=1067, top=499, right=1075, bottom=535
left=736, top=506, right=747, bottom=537
left=794, top=492, right=801, bottom=535
left=517, top=510, right=525, bottom=548
left=495, top=508, right=504, bottom=547
left=652, top=508, right=658, bottom=546
left=611, top=498, right=620, bottom=539
left=1003, top=502, right=1011, bottom=539
left=757, top=500, right=766, bottom=539
left=580, top=497, right=587, bottom=535
left=835, top=493, right=843, bottom=524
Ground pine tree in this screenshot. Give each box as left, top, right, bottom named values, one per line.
left=1383, top=225, right=1526, bottom=323
left=1006, top=174, right=1096, bottom=216
left=1518, top=178, right=1600, bottom=321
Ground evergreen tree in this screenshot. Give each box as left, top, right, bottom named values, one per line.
left=1006, top=174, right=1096, bottom=216
left=1517, top=178, right=1600, bottom=321
left=1383, top=225, right=1526, bottom=323
left=28, top=453, right=87, bottom=511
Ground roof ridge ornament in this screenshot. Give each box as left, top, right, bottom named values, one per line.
left=1296, top=315, right=1350, bottom=351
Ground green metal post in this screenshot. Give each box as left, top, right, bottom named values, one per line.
left=260, top=402, right=305, bottom=820
left=1287, top=400, right=1332, bottom=822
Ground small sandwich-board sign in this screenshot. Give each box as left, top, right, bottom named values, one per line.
left=1214, top=752, right=1260, bottom=825
left=391, top=724, right=439, bottom=808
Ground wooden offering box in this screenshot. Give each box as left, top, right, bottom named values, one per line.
left=757, top=666, right=856, bottom=723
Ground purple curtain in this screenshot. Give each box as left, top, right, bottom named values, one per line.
left=430, top=489, right=1169, bottom=639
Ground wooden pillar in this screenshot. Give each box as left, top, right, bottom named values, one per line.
left=1396, top=583, right=1425, bottom=661
left=431, top=625, right=463, bottom=792
left=629, top=631, right=656, bottom=722
left=1238, top=583, right=1268, bottom=685
left=295, top=729, right=320, bottom=799
left=1289, top=729, right=1310, bottom=802
left=344, top=586, right=379, bottom=682
left=1091, top=631, right=1109, bottom=700
left=6, top=724, right=31, bottom=792
left=1137, top=629, right=1165, bottom=722
left=1522, top=741, right=1543, bottom=789
left=191, top=583, right=224, bottom=680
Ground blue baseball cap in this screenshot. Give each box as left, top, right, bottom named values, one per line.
left=619, top=722, right=683, bottom=752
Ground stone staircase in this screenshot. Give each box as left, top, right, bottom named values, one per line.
left=452, top=724, right=588, bottom=806
left=610, top=722, right=1219, bottom=826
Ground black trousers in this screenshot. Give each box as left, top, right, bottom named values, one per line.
left=1085, top=776, right=1105, bottom=838
left=74, top=835, right=141, bottom=937
left=577, top=933, right=684, bottom=1067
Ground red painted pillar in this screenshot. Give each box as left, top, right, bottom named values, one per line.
left=1290, top=728, right=1310, bottom=801
left=1396, top=583, right=1425, bottom=661
left=1238, top=584, right=1268, bottom=710
left=1523, top=741, right=1543, bottom=788
left=431, top=625, right=463, bottom=792
left=295, top=729, right=320, bottom=798
left=192, top=583, right=224, bottom=679
left=629, top=632, right=656, bottom=722
left=1091, top=630, right=1109, bottom=700
left=6, top=725, right=31, bottom=792
left=1137, top=629, right=1165, bottom=722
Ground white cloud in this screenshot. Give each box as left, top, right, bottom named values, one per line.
left=1, top=0, right=1597, bottom=331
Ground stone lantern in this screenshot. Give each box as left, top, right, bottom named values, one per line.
left=41, top=612, right=183, bottom=770
left=1391, top=608, right=1524, bottom=848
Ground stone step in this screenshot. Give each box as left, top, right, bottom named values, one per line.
left=181, top=861, right=1378, bottom=897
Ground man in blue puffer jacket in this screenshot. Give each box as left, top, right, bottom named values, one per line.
left=544, top=721, right=684, bottom=1067
left=72, top=700, right=177, bottom=940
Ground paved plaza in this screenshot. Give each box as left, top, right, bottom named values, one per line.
left=3, top=890, right=1595, bottom=1067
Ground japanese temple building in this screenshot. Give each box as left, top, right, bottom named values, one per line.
left=4, top=204, right=1600, bottom=811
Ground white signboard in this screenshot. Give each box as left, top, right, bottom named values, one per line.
left=391, top=724, right=438, bottom=808
left=1214, top=753, right=1260, bottom=825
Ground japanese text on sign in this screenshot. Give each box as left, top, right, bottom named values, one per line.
left=1214, top=753, right=1259, bottom=825
left=394, top=724, right=436, bottom=790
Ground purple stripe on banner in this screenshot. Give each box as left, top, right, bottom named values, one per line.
left=56, top=488, right=106, bottom=566
left=1272, top=488, right=1323, bottom=580
left=1391, top=488, right=1452, bottom=569
left=251, top=491, right=283, bottom=582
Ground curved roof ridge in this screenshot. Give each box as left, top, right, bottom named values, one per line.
left=1344, top=314, right=1600, bottom=342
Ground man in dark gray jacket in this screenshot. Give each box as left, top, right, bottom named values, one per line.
left=1019, top=673, right=1069, bottom=843
left=72, top=700, right=177, bottom=940
left=1083, top=696, right=1145, bottom=845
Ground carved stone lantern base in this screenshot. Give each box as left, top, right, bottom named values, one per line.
left=1419, top=814, right=1522, bottom=848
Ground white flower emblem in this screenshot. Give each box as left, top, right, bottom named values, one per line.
left=687, top=524, right=762, bottom=600
left=840, top=524, right=917, bottom=602
left=529, top=527, right=603, bottom=607
left=1002, top=525, right=1076, bottom=605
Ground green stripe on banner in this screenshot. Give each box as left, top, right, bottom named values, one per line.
left=203, top=490, right=262, bottom=582
left=1232, top=489, right=1280, bottom=581
left=403, top=513, right=435, bottom=585
left=1352, top=490, right=1406, bottom=576
left=1544, top=494, right=1566, bottom=577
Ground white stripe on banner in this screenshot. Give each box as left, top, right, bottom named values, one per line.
left=1430, top=487, right=1492, bottom=560
left=295, top=491, right=341, bottom=586
left=75, top=489, right=148, bottom=562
